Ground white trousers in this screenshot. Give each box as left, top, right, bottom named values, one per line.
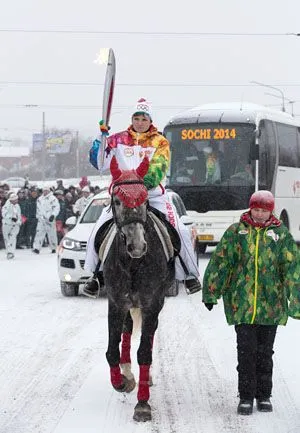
left=84, top=192, right=199, bottom=281
left=33, top=219, right=58, bottom=251
left=3, top=223, right=20, bottom=254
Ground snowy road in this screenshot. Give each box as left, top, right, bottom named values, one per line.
left=1, top=249, right=300, bottom=433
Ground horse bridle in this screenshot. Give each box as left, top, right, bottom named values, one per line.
left=111, top=179, right=148, bottom=230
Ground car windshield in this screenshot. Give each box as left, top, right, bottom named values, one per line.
left=80, top=197, right=110, bottom=223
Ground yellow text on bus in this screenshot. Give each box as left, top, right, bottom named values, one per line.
left=181, top=128, right=237, bottom=140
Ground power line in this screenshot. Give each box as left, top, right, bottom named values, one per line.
left=1, top=80, right=300, bottom=87
left=0, top=104, right=193, bottom=110
left=0, top=29, right=299, bottom=37
left=3, top=103, right=298, bottom=111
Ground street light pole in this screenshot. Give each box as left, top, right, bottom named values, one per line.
left=250, top=80, right=286, bottom=112
left=288, top=100, right=296, bottom=117
left=265, top=92, right=296, bottom=116
left=75, top=130, right=79, bottom=178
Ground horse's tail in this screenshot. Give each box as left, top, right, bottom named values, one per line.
left=130, top=307, right=142, bottom=338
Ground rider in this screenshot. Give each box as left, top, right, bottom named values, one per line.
left=83, top=98, right=201, bottom=296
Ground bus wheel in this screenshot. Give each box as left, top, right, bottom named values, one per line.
left=280, top=211, right=289, bottom=231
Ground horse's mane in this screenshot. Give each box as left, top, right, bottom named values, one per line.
left=109, top=170, right=148, bottom=208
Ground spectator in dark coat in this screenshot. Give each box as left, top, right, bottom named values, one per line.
left=16, top=189, right=29, bottom=249
left=0, top=186, right=7, bottom=249
left=55, top=179, right=65, bottom=191
left=64, top=192, right=75, bottom=220
left=53, top=190, right=67, bottom=243
left=68, top=185, right=78, bottom=204
left=25, top=188, right=39, bottom=249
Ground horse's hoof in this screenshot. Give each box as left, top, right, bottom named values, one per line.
left=133, top=401, right=152, bottom=422
left=113, top=375, right=136, bottom=393
left=124, top=377, right=136, bottom=393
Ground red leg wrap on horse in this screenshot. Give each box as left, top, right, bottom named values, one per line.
left=137, top=364, right=150, bottom=401
left=110, top=366, right=123, bottom=388
left=120, top=332, right=131, bottom=364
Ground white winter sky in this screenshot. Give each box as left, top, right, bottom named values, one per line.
left=0, top=0, right=300, bottom=146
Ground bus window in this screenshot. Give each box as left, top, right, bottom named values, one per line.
left=277, top=123, right=299, bottom=167
left=259, top=120, right=276, bottom=190
left=297, top=128, right=300, bottom=168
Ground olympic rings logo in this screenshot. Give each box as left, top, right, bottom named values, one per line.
left=136, top=104, right=150, bottom=112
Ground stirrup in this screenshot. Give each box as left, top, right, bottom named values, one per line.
left=184, top=276, right=202, bottom=295
left=83, top=277, right=100, bottom=298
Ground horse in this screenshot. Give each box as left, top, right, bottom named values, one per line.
left=98, top=155, right=176, bottom=422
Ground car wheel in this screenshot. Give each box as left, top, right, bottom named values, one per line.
left=165, top=279, right=179, bottom=297
left=60, top=281, right=79, bottom=297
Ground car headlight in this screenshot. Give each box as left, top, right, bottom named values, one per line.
left=62, top=237, right=82, bottom=251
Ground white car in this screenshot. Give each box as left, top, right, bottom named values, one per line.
left=1, top=176, right=28, bottom=189
left=57, top=189, right=193, bottom=297
left=57, top=190, right=110, bottom=296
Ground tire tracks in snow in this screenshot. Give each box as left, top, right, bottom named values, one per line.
left=0, top=266, right=108, bottom=433
left=148, top=289, right=262, bottom=433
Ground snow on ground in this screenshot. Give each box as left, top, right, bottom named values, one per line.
left=0, top=248, right=300, bottom=433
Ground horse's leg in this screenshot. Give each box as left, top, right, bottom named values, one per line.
left=106, top=303, right=133, bottom=393
left=120, top=310, right=136, bottom=392
left=133, top=312, right=159, bottom=422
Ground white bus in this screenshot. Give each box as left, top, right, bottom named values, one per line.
left=164, top=102, right=300, bottom=255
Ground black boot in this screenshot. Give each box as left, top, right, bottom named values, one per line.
left=257, top=398, right=273, bottom=412
left=237, top=399, right=253, bottom=415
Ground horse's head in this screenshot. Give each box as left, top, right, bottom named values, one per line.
left=109, top=156, right=149, bottom=258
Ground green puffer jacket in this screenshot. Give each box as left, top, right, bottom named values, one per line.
left=202, top=213, right=300, bottom=325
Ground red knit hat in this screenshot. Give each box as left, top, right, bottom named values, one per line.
left=249, top=190, right=275, bottom=211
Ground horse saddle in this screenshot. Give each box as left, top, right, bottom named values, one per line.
left=94, top=208, right=181, bottom=265
left=148, top=206, right=181, bottom=258
left=94, top=218, right=115, bottom=265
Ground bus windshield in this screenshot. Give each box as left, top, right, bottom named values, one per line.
left=164, top=123, right=256, bottom=212
left=166, top=123, right=255, bottom=186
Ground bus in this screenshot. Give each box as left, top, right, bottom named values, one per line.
left=163, top=102, right=300, bottom=255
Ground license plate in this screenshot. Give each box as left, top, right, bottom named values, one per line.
left=197, top=234, right=214, bottom=241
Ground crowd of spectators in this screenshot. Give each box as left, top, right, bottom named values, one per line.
left=0, top=177, right=104, bottom=252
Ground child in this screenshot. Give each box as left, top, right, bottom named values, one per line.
left=202, top=190, right=300, bottom=415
